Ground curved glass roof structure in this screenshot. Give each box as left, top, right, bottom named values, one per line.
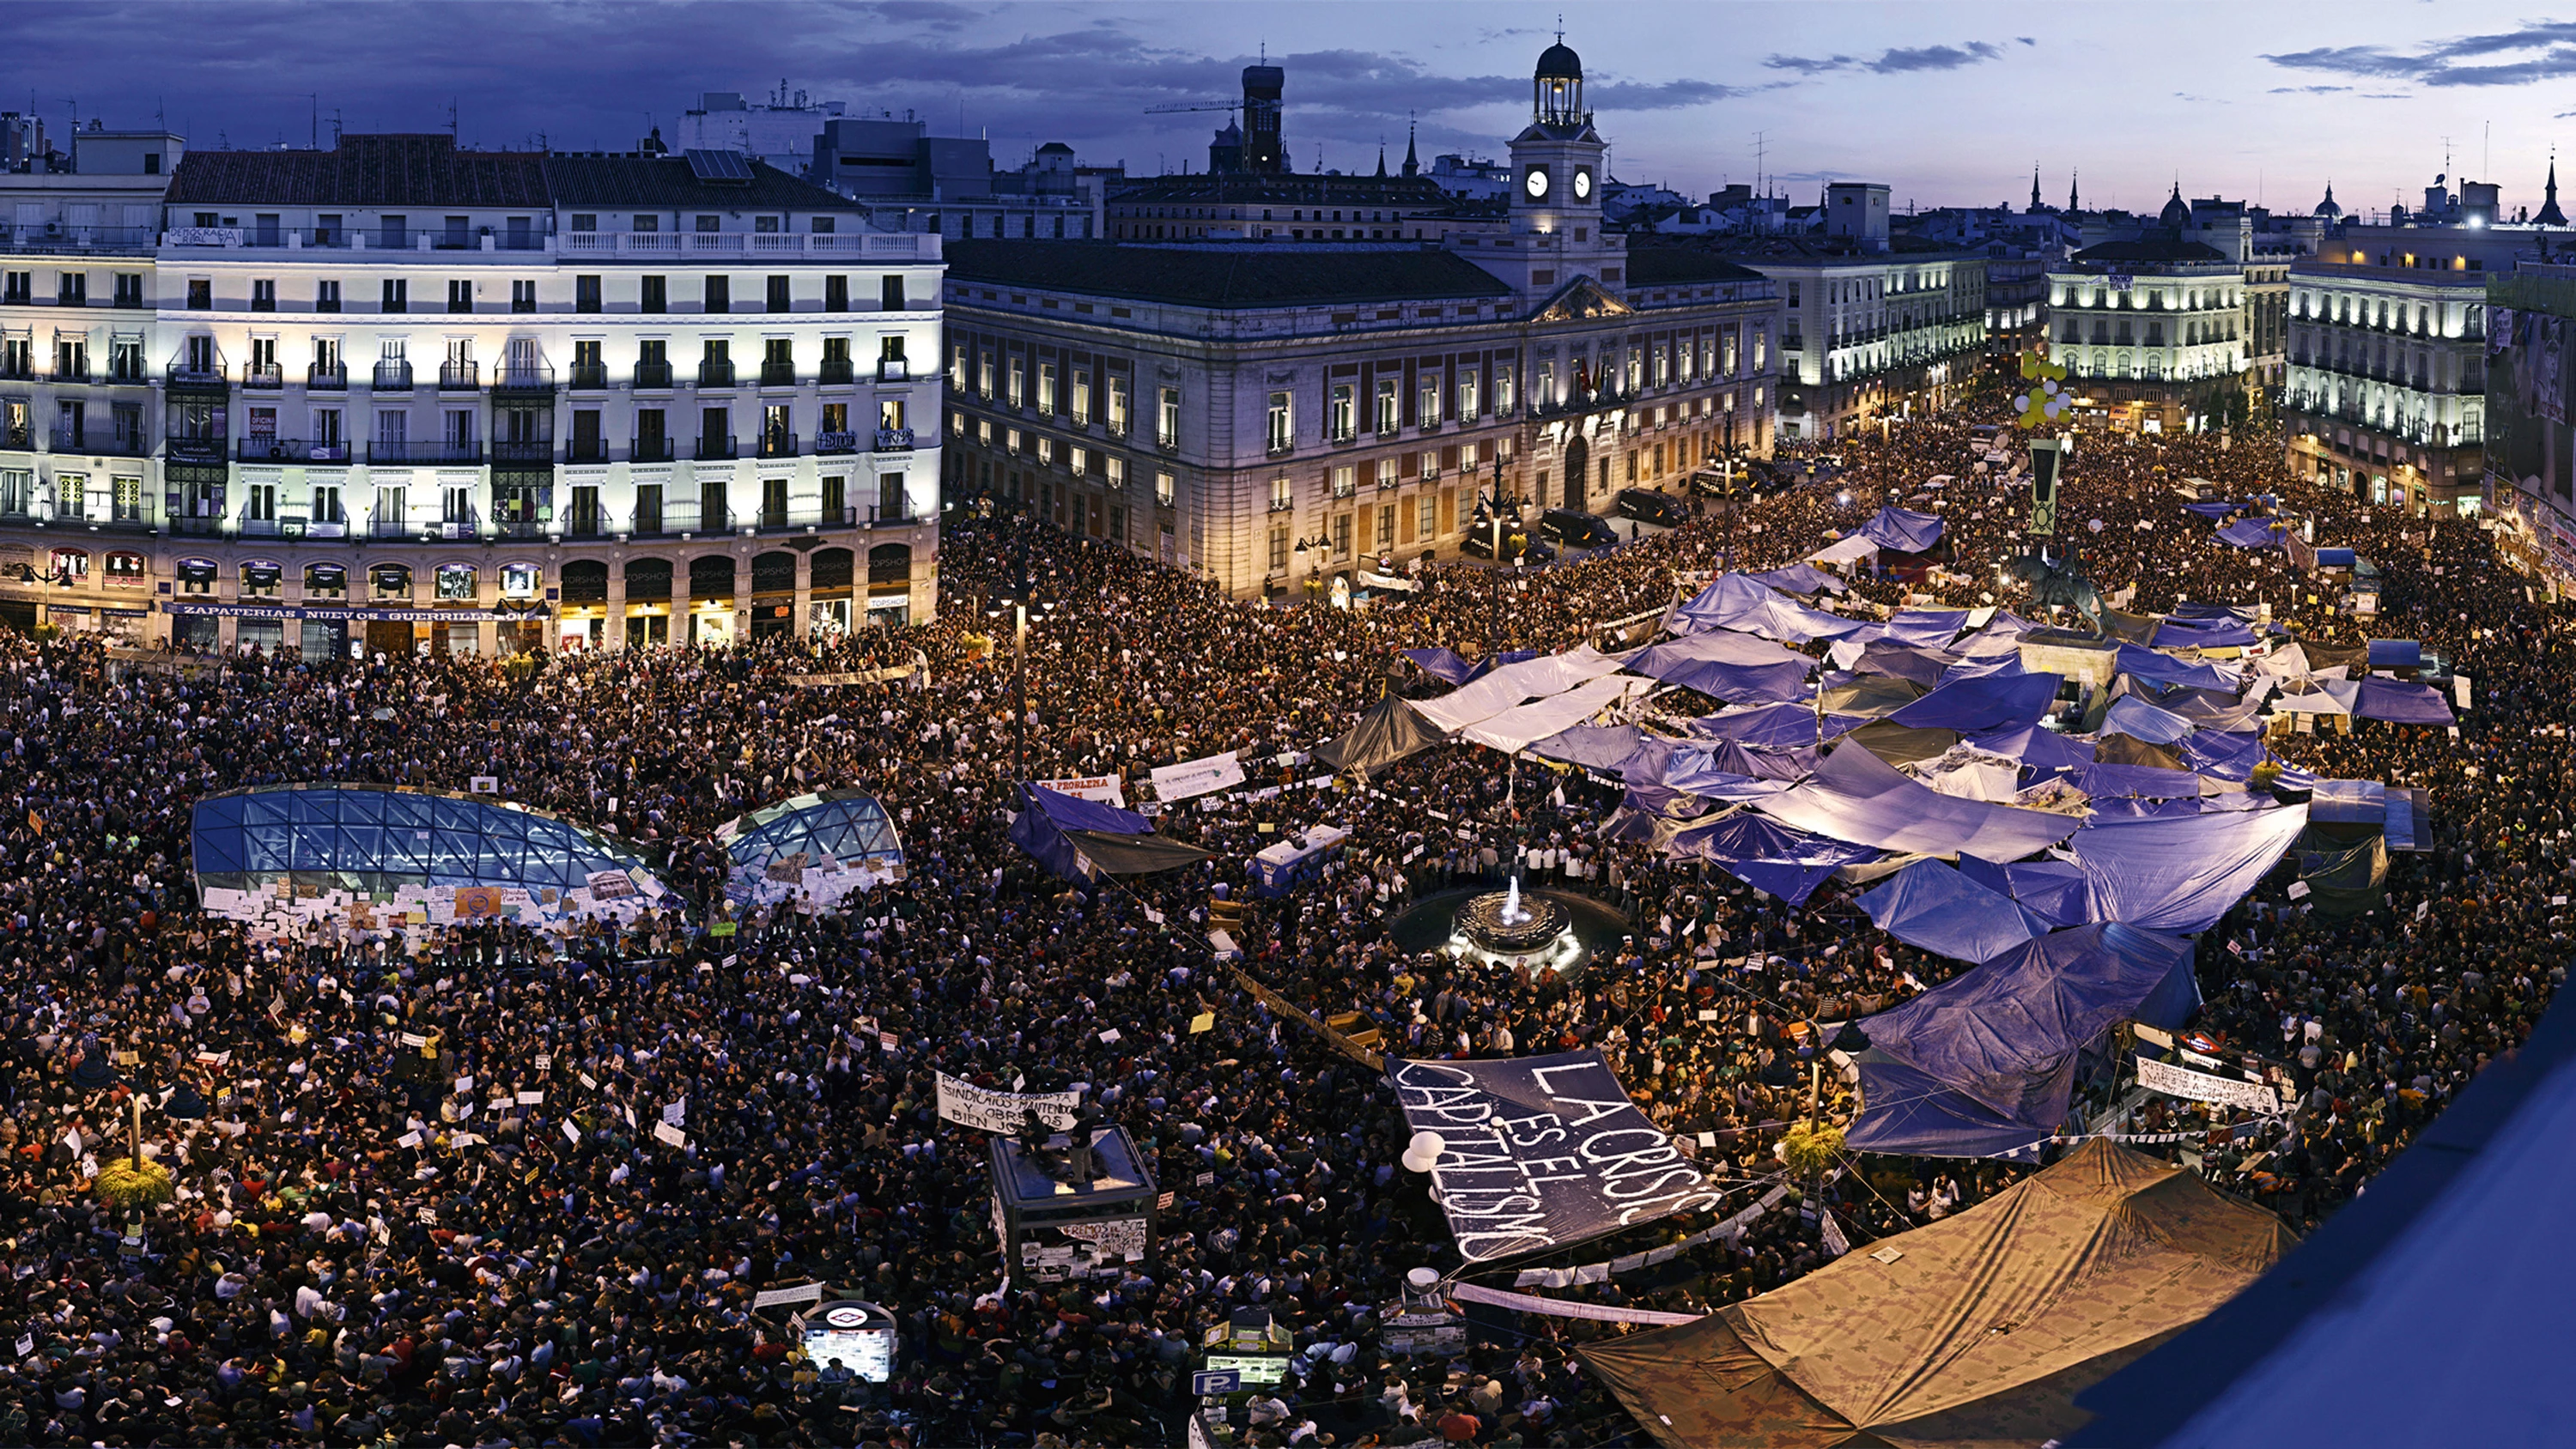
left=191, top=785, right=666, bottom=934
left=714, top=789, right=905, bottom=907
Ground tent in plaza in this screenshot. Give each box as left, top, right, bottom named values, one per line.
left=1672, top=811, right=1879, bottom=906
left=1691, top=702, right=1866, bottom=750
left=1410, top=645, right=1627, bottom=732
left=2154, top=616, right=2261, bottom=649
left=1856, top=860, right=2053, bottom=964
left=1312, top=694, right=1449, bottom=778
left=2218, top=517, right=2290, bottom=549
left=1008, top=785, right=1212, bottom=880
left=1971, top=722, right=2097, bottom=773
left=2353, top=678, right=2455, bottom=725
left=1460, top=675, right=1650, bottom=754
left=1670, top=574, right=1869, bottom=642
left=1816, top=674, right=1927, bottom=718
left=1743, top=562, right=1845, bottom=596
left=1523, top=722, right=1649, bottom=773
left=1580, top=1138, right=2293, bottom=1449
left=1622, top=629, right=1815, bottom=705
left=2103, top=694, right=2200, bottom=745
left=1888, top=670, right=2063, bottom=733
left=1757, top=738, right=2083, bottom=859
left=1957, top=852, right=2092, bottom=927
left=1398, top=646, right=1485, bottom=686
left=1844, top=922, right=2202, bottom=1157
left=2066, top=804, right=2310, bottom=934
left=1860, top=505, right=1945, bottom=554
left=2114, top=643, right=2239, bottom=692
left=1805, top=534, right=1880, bottom=567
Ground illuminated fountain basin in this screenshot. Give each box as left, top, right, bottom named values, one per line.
left=1394, top=876, right=1614, bottom=978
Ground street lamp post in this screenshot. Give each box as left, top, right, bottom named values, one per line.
left=1470, top=456, right=1527, bottom=653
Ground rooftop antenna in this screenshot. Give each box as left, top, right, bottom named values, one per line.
left=2484, top=120, right=2490, bottom=182
left=1753, top=129, right=1768, bottom=198
left=307, top=94, right=318, bottom=150
left=330, top=109, right=343, bottom=146
left=447, top=100, right=459, bottom=142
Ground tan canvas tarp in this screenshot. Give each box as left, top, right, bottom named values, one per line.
left=1579, top=1140, right=2293, bottom=1449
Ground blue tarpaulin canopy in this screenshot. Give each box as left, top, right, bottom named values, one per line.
left=1400, top=647, right=1486, bottom=686
left=1857, top=860, right=2055, bottom=964
left=1671, top=812, right=1879, bottom=906
left=1671, top=575, right=1869, bottom=642
left=2170, top=601, right=2257, bottom=622
left=2315, top=546, right=2358, bottom=568
left=1844, top=923, right=2200, bottom=1158
left=1851, top=640, right=1953, bottom=688
left=1860, top=506, right=1946, bottom=554
left=2179, top=729, right=2268, bottom=781
left=2366, top=639, right=2423, bottom=669
left=1849, top=609, right=1972, bottom=649
left=1691, top=702, right=1866, bottom=750
left=1755, top=738, right=2084, bottom=860
left=1970, top=723, right=2097, bottom=773
left=2103, top=694, right=2200, bottom=745
left=2066, top=804, right=2310, bottom=933
left=1743, top=563, right=1846, bottom=597
left=1622, top=629, right=1815, bottom=704
left=2354, top=679, right=2454, bottom=725
left=2114, top=643, right=2239, bottom=692
left=1888, top=671, right=2063, bottom=734
left=2217, top=518, right=2289, bottom=549
left=1008, top=785, right=1212, bottom=880
left=1525, top=723, right=1650, bottom=772
left=1958, top=854, right=2093, bottom=927
left=1664, top=740, right=1815, bottom=791
left=2073, top=761, right=2206, bottom=801
left=2183, top=500, right=2240, bottom=519
left=2153, top=618, right=2260, bottom=649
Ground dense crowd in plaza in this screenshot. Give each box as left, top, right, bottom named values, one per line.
left=0, top=376, right=2565, bottom=1449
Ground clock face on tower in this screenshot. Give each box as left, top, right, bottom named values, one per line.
left=1572, top=167, right=1593, bottom=201
left=1523, top=165, right=1550, bottom=200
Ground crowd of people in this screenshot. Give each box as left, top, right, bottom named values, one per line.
left=0, top=373, right=2565, bottom=1449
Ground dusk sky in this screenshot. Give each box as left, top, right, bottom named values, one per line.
left=10, top=1, right=2576, bottom=220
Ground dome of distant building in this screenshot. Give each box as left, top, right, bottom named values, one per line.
left=1535, top=42, right=1583, bottom=81
left=2315, top=181, right=2342, bottom=219
left=2158, top=184, right=2191, bottom=229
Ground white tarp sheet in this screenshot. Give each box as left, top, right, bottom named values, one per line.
left=1461, top=676, right=1652, bottom=755
left=1413, top=646, right=1626, bottom=733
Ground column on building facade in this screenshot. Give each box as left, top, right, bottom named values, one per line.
left=793, top=549, right=814, bottom=640
left=669, top=555, right=692, bottom=648
left=605, top=561, right=628, bottom=651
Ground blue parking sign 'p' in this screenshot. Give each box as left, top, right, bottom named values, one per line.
left=1193, top=1370, right=1242, bottom=1397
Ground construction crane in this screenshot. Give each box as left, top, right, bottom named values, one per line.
left=1144, top=100, right=1241, bottom=121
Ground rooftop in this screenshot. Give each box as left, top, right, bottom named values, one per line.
left=2069, top=234, right=2233, bottom=265
left=947, top=239, right=1510, bottom=309
left=167, top=135, right=550, bottom=209
left=1624, top=246, right=1775, bottom=286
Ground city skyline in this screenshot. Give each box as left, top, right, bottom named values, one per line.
left=7, top=1, right=2575, bottom=219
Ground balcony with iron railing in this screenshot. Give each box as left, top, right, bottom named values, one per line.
left=556, top=230, right=934, bottom=261
left=439, top=360, right=481, bottom=391
left=635, top=361, right=673, bottom=390
left=242, top=362, right=283, bottom=390
left=165, top=433, right=228, bottom=461
left=1, top=422, right=29, bottom=451
left=566, top=437, right=610, bottom=464
left=816, top=430, right=859, bottom=456
left=308, top=362, right=347, bottom=391
left=166, top=351, right=229, bottom=391
left=0, top=223, right=160, bottom=257
left=698, top=361, right=737, bottom=389
left=569, top=362, right=608, bottom=390
left=494, top=362, right=555, bottom=393
left=760, top=361, right=798, bottom=387
left=492, top=439, right=556, bottom=466
left=238, top=438, right=351, bottom=464
left=820, top=357, right=855, bottom=385
left=695, top=434, right=738, bottom=461
left=373, top=360, right=414, bottom=390
left=878, top=358, right=911, bottom=382
left=368, top=439, right=483, bottom=465
left=873, top=427, right=916, bottom=452
left=626, top=502, right=726, bottom=537
left=756, top=431, right=798, bottom=459
left=631, top=435, right=675, bottom=464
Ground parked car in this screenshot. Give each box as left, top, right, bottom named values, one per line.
left=1615, top=488, right=1689, bottom=527
left=1456, top=526, right=1555, bottom=563
left=1539, top=507, right=1620, bottom=550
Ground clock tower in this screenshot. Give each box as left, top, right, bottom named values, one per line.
left=1491, top=34, right=1621, bottom=300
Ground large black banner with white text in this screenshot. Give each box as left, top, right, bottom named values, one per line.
left=1393, top=1052, right=1722, bottom=1264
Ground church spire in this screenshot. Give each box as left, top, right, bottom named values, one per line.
left=1374, top=141, right=1387, bottom=179
left=2032, top=163, right=2042, bottom=213
left=2069, top=167, right=2079, bottom=214
left=1401, top=115, right=1419, bottom=178
left=2539, top=151, right=2568, bottom=227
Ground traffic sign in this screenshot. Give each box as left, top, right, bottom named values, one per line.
left=1193, top=1370, right=1242, bottom=1397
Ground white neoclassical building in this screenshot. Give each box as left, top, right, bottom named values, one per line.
left=0, top=131, right=944, bottom=654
